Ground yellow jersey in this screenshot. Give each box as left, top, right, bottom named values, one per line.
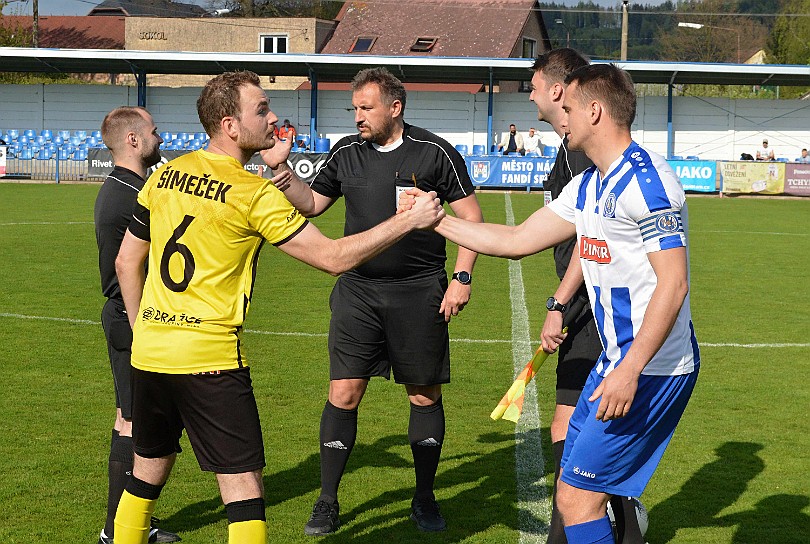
left=129, top=149, right=307, bottom=374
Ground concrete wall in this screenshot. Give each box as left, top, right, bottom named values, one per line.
left=2, top=83, right=810, bottom=161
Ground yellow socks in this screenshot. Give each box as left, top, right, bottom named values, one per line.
left=113, top=490, right=156, bottom=544
left=228, top=519, right=267, bottom=543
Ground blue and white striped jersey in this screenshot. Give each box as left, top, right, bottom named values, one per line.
left=547, top=141, right=699, bottom=377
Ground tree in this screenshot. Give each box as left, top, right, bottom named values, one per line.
left=768, top=0, right=810, bottom=65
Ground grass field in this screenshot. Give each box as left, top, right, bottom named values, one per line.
left=0, top=183, right=808, bottom=543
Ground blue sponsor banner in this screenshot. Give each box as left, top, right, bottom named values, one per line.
left=465, top=155, right=554, bottom=188
left=669, top=160, right=717, bottom=192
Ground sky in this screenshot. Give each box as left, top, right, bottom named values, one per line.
left=2, top=0, right=212, bottom=16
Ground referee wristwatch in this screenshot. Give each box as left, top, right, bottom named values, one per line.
left=452, top=271, right=472, bottom=285
left=546, top=296, right=567, bottom=313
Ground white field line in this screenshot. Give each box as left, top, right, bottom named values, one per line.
left=0, top=221, right=94, bottom=226
left=505, top=193, right=550, bottom=543
left=0, top=313, right=807, bottom=349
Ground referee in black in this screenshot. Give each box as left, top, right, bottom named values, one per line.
left=94, top=106, right=179, bottom=544
left=266, top=67, right=483, bottom=535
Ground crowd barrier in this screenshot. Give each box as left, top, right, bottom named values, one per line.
left=1, top=146, right=808, bottom=197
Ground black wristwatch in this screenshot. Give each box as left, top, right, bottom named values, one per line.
left=452, top=271, right=472, bottom=285
left=546, top=296, right=567, bottom=313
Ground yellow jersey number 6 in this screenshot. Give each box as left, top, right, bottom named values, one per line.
left=160, top=214, right=196, bottom=292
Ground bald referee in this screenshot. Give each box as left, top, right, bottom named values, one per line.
left=94, top=106, right=179, bottom=543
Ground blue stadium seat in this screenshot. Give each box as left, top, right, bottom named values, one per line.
left=57, top=148, right=71, bottom=160
left=18, top=135, right=30, bottom=144
left=36, top=148, right=53, bottom=160
left=91, top=130, right=102, bottom=139
left=472, top=144, right=486, bottom=155
left=19, top=148, right=33, bottom=160
left=53, top=135, right=64, bottom=145
left=686, top=155, right=700, bottom=160
left=776, top=157, right=789, bottom=162
left=40, top=129, right=52, bottom=140
left=455, top=144, right=469, bottom=155
left=160, top=131, right=172, bottom=142
left=670, top=155, right=684, bottom=160
left=74, top=130, right=87, bottom=140
left=69, top=136, right=82, bottom=146
left=24, top=129, right=36, bottom=139
left=187, top=139, right=203, bottom=150
left=58, top=130, right=70, bottom=140
left=8, top=129, right=19, bottom=140
left=177, top=132, right=191, bottom=142
left=86, top=136, right=100, bottom=147
left=72, top=148, right=88, bottom=161
left=194, top=131, right=207, bottom=141
left=543, top=145, right=558, bottom=158
left=34, top=135, right=47, bottom=145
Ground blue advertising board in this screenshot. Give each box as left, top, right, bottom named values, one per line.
left=668, top=160, right=717, bottom=192
left=464, top=155, right=555, bottom=188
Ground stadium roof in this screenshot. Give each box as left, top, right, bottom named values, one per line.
left=1, top=47, right=810, bottom=87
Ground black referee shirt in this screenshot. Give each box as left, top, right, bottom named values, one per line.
left=94, top=166, right=145, bottom=300
left=544, top=137, right=594, bottom=280
left=310, top=124, right=474, bottom=280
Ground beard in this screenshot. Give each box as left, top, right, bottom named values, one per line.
left=358, top=116, right=396, bottom=145
left=144, top=144, right=162, bottom=168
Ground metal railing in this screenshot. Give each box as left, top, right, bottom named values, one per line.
left=2, top=156, right=90, bottom=183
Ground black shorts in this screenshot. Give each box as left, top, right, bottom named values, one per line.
left=328, top=273, right=451, bottom=385
left=101, top=298, right=133, bottom=419
left=556, top=291, right=603, bottom=406
left=130, top=366, right=265, bottom=474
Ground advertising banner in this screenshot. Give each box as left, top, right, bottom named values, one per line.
left=783, top=163, right=810, bottom=197
left=88, top=149, right=328, bottom=183
left=464, top=156, right=554, bottom=188
left=668, top=160, right=717, bottom=192
left=719, top=161, right=785, bottom=194
left=0, top=146, right=6, bottom=177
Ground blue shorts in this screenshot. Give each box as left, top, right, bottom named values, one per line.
left=560, top=365, right=699, bottom=497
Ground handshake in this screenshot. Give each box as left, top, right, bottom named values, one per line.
left=398, top=188, right=445, bottom=230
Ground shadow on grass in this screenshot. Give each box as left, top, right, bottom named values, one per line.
left=647, top=441, right=769, bottom=543
left=159, top=428, right=553, bottom=541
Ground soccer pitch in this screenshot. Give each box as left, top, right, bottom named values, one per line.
left=0, top=184, right=807, bottom=543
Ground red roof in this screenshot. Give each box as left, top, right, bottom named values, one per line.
left=1, top=16, right=125, bottom=49
left=323, top=0, right=546, bottom=57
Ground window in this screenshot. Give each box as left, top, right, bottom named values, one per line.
left=522, top=38, right=536, bottom=59
left=349, top=36, right=377, bottom=53
left=410, top=37, right=438, bottom=52
left=260, top=34, right=288, bottom=54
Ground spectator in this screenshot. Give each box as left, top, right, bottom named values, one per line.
left=797, top=148, right=810, bottom=163
left=498, top=123, right=525, bottom=155
left=524, top=127, right=542, bottom=155
left=756, top=139, right=775, bottom=161
left=278, top=119, right=296, bottom=142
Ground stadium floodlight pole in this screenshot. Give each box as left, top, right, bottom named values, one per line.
left=678, top=22, right=741, bottom=64
left=555, top=18, right=570, bottom=49
left=621, top=0, right=629, bottom=60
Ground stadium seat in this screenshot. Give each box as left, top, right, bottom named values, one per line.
left=58, top=130, right=71, bottom=140
left=187, top=139, right=203, bottom=150
left=86, top=136, right=100, bottom=147
left=455, top=144, right=469, bottom=155
left=177, top=132, right=191, bottom=142
left=24, top=129, right=36, bottom=139
left=543, top=145, right=558, bottom=158
left=74, top=130, right=87, bottom=140
left=34, top=135, right=47, bottom=145
left=8, top=129, right=19, bottom=140
left=19, top=148, right=33, bottom=160
left=508, top=152, right=522, bottom=156
left=36, top=148, right=52, bottom=160
left=91, top=130, right=102, bottom=139
left=670, top=155, right=684, bottom=160
left=686, top=155, right=700, bottom=160
left=69, top=136, right=82, bottom=146
left=160, top=132, right=173, bottom=142
left=296, top=133, right=311, bottom=149
left=57, top=148, right=71, bottom=160
left=40, top=129, right=53, bottom=140
left=72, top=148, right=88, bottom=161
left=17, top=135, right=30, bottom=144
left=776, top=157, right=789, bottom=162
left=53, top=135, right=64, bottom=145
left=472, top=144, right=486, bottom=155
